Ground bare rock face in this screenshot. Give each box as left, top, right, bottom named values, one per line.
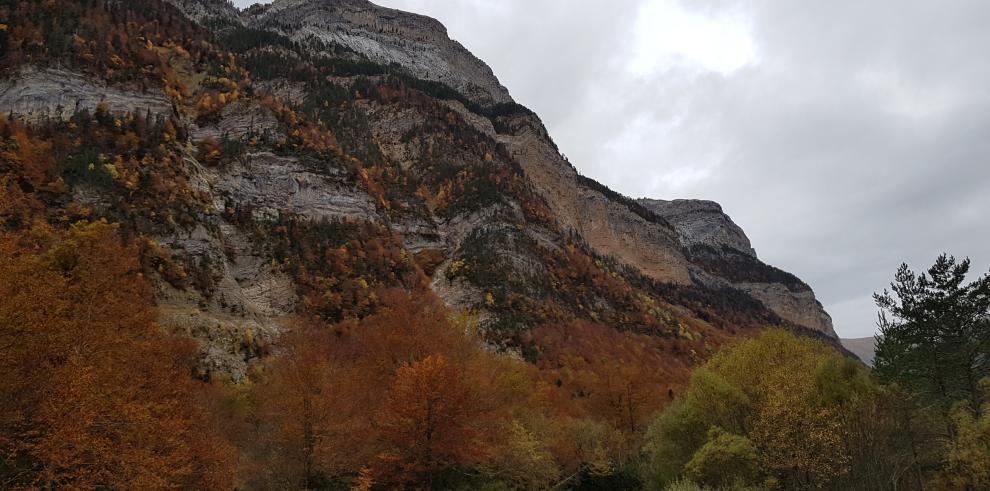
left=0, top=66, right=172, bottom=123
left=190, top=100, right=283, bottom=142
left=481, top=114, right=694, bottom=285
left=437, top=99, right=693, bottom=285
left=164, top=0, right=242, bottom=26
left=246, top=0, right=513, bottom=105
left=230, top=1, right=837, bottom=340
left=639, top=198, right=756, bottom=257
left=0, top=0, right=843, bottom=378
left=738, top=281, right=836, bottom=338
left=208, top=152, right=381, bottom=222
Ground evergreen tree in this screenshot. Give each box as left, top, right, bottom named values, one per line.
left=874, top=254, right=990, bottom=412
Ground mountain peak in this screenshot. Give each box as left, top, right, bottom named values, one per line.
left=247, top=0, right=513, bottom=105
left=639, top=198, right=756, bottom=256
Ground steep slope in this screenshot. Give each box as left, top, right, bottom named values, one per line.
left=159, top=0, right=837, bottom=338
left=164, top=0, right=242, bottom=25
left=238, top=0, right=828, bottom=321
left=0, top=0, right=836, bottom=386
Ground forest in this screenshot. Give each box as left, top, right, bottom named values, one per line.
left=1, top=0, right=989, bottom=489
left=3, top=213, right=988, bottom=489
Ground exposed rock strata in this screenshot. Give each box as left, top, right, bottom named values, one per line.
left=164, top=0, right=242, bottom=26
left=0, top=0, right=844, bottom=378
left=209, top=152, right=381, bottom=222
left=0, top=66, right=172, bottom=123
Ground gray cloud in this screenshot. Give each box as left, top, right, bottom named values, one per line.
left=234, top=0, right=990, bottom=337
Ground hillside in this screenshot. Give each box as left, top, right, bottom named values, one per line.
left=0, top=0, right=848, bottom=487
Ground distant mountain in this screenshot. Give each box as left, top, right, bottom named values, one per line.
left=842, top=336, right=879, bottom=365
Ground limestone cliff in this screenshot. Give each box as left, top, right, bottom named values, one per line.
left=158, top=0, right=837, bottom=338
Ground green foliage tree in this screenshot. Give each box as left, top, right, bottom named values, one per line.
left=640, top=330, right=929, bottom=491
left=874, top=254, right=990, bottom=412
left=683, top=429, right=761, bottom=488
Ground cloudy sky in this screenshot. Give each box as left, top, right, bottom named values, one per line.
left=234, top=0, right=990, bottom=338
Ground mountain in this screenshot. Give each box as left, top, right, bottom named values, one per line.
left=842, top=336, right=879, bottom=366
left=1, top=0, right=836, bottom=386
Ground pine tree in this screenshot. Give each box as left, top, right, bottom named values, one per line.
left=874, top=254, right=990, bottom=412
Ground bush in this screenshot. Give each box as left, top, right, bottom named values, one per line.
left=684, top=429, right=761, bottom=488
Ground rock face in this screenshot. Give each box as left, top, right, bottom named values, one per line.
left=208, top=152, right=381, bottom=222
left=493, top=117, right=694, bottom=285
left=164, top=0, right=242, bottom=25
left=166, top=0, right=842, bottom=340
left=190, top=100, right=283, bottom=142
left=0, top=66, right=172, bottom=123
left=245, top=0, right=513, bottom=105
left=639, top=199, right=756, bottom=256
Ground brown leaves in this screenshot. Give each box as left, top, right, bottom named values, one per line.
left=249, top=291, right=538, bottom=488
left=198, top=135, right=222, bottom=163
left=0, top=221, right=237, bottom=489
left=532, top=321, right=686, bottom=433
left=377, top=355, right=484, bottom=480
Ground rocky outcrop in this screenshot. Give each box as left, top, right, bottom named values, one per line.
left=164, top=0, right=242, bottom=26
left=0, top=66, right=172, bottom=123
left=232, top=2, right=839, bottom=339
left=246, top=0, right=512, bottom=105
left=440, top=105, right=694, bottom=284
left=9, top=0, right=842, bottom=378
left=639, top=198, right=756, bottom=256
left=736, top=282, right=836, bottom=338
left=436, top=101, right=692, bottom=286
left=208, top=152, right=381, bottom=222
left=191, top=100, right=283, bottom=142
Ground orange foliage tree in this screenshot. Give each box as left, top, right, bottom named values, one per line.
left=250, top=291, right=538, bottom=489
left=376, top=355, right=485, bottom=485
left=530, top=321, right=689, bottom=440
left=0, top=221, right=236, bottom=489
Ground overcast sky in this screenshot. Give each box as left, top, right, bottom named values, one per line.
left=234, top=0, right=990, bottom=338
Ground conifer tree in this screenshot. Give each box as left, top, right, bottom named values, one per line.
left=874, top=254, right=990, bottom=412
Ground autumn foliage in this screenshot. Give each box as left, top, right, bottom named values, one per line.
left=238, top=292, right=544, bottom=489
left=0, top=220, right=235, bottom=489
left=6, top=1, right=985, bottom=490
